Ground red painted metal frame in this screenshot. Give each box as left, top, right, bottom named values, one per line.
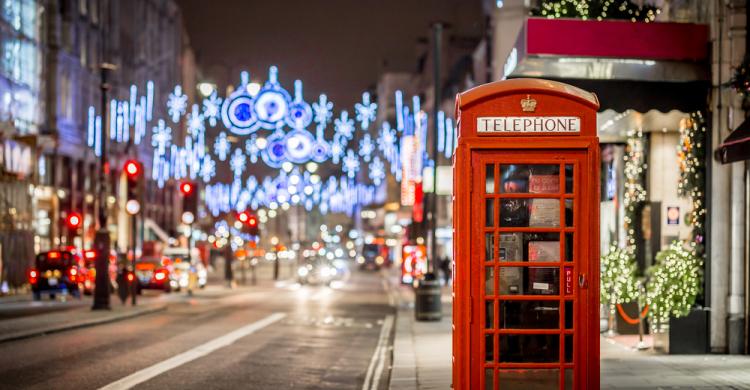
left=453, top=79, right=600, bottom=390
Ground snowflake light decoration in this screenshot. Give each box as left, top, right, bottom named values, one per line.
left=245, top=135, right=261, bottom=163
left=214, top=132, right=230, bottom=161
left=167, top=85, right=188, bottom=123
left=355, top=92, right=377, bottom=130
left=151, top=119, right=172, bottom=156
left=230, top=148, right=246, bottom=178
left=359, top=133, right=375, bottom=162
left=342, top=149, right=360, bottom=179
left=369, top=156, right=385, bottom=185
left=202, top=92, right=222, bottom=127
left=378, top=121, right=398, bottom=163
left=312, top=94, right=333, bottom=126
left=187, top=104, right=205, bottom=139
left=334, top=110, right=355, bottom=140
left=331, top=138, right=346, bottom=164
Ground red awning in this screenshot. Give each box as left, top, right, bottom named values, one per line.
left=716, top=118, right=750, bottom=164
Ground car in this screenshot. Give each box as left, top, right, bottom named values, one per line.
left=297, top=257, right=338, bottom=285
left=81, top=249, right=119, bottom=295
left=29, top=250, right=85, bottom=300
left=134, top=256, right=173, bottom=293
left=358, top=243, right=388, bottom=270
left=162, top=247, right=207, bottom=290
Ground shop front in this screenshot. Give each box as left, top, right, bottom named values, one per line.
left=502, top=17, right=711, bottom=351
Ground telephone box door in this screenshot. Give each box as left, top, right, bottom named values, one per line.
left=471, top=149, right=594, bottom=390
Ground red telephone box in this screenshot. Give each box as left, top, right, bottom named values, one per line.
left=452, top=79, right=600, bottom=390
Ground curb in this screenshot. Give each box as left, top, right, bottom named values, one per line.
left=0, top=304, right=167, bottom=344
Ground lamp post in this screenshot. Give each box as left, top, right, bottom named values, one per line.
left=429, top=22, right=443, bottom=274
left=92, top=62, right=116, bottom=311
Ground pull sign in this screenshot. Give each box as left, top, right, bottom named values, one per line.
left=564, top=266, right=574, bottom=295
left=477, top=116, right=581, bottom=134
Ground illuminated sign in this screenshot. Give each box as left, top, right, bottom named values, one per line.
left=477, top=116, right=581, bottom=133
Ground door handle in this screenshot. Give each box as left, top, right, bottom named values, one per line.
left=578, top=273, right=587, bottom=289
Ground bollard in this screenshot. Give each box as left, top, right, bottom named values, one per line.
left=415, top=273, right=442, bottom=321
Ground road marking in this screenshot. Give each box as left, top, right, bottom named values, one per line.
left=362, top=314, right=394, bottom=390
left=381, top=277, right=396, bottom=307
left=98, top=312, right=286, bottom=390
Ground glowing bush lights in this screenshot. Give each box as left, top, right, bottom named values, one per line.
left=646, top=241, right=703, bottom=327
left=678, top=112, right=707, bottom=256
left=600, top=244, right=638, bottom=309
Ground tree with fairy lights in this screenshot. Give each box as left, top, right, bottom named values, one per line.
left=600, top=244, right=639, bottom=333
left=623, top=128, right=647, bottom=250
left=532, top=0, right=660, bottom=22
left=677, top=112, right=707, bottom=256
left=646, top=241, right=703, bottom=329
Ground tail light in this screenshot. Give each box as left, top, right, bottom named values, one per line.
left=127, top=272, right=135, bottom=282
left=68, top=267, right=79, bottom=282
left=154, top=270, right=167, bottom=281
left=28, top=269, right=38, bottom=285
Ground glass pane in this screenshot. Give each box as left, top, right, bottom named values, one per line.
left=565, top=164, right=574, bottom=194
left=485, top=368, right=494, bottom=390
left=499, top=300, right=559, bottom=329
left=485, top=334, right=495, bottom=362
left=500, top=267, right=560, bottom=295
left=529, top=198, right=560, bottom=227
left=485, top=233, right=494, bottom=261
left=485, top=164, right=495, bottom=194
left=499, top=334, right=560, bottom=362
left=565, top=300, right=573, bottom=329
left=500, top=199, right=528, bottom=227
left=485, top=300, right=494, bottom=329
left=500, top=233, right=559, bottom=262
left=565, top=368, right=573, bottom=390
left=486, top=199, right=495, bottom=227
left=498, top=369, right=560, bottom=390
left=485, top=267, right=495, bottom=295
left=564, top=232, right=573, bottom=262
left=501, top=164, right=560, bottom=194
left=565, top=334, right=573, bottom=363
left=528, top=267, right=560, bottom=295
left=564, top=199, right=574, bottom=227
left=498, top=266, right=523, bottom=295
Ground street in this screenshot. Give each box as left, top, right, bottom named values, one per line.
left=0, top=265, right=395, bottom=390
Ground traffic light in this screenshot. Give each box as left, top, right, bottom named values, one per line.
left=124, top=160, right=142, bottom=215
left=180, top=181, right=198, bottom=221
left=236, top=211, right=259, bottom=236
left=66, top=212, right=82, bottom=230
left=237, top=211, right=250, bottom=224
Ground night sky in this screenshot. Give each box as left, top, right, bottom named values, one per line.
left=177, top=0, right=484, bottom=110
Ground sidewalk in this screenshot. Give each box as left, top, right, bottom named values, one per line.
left=387, top=277, right=750, bottom=389
left=388, top=276, right=452, bottom=390
left=0, top=300, right=166, bottom=343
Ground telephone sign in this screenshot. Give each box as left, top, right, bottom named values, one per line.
left=452, top=79, right=600, bottom=390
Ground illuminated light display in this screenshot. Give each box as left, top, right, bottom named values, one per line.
left=202, top=91, right=222, bottom=127
left=359, top=133, right=375, bottom=162
left=334, top=110, right=355, bottom=140
left=254, top=67, right=292, bottom=129
left=245, top=135, right=261, bottom=163
left=286, top=80, right=313, bottom=129
left=354, top=92, right=377, bottom=130
left=330, top=137, right=346, bottom=164
left=342, top=149, right=360, bottom=179
left=284, top=129, right=316, bottom=164
left=369, top=156, right=385, bottom=185
left=312, top=94, right=333, bottom=127
left=152, top=119, right=172, bottom=156
left=167, top=85, right=188, bottom=123
left=214, top=131, right=230, bottom=161
left=230, top=148, right=246, bottom=178
left=187, top=104, right=205, bottom=139
left=378, top=122, right=398, bottom=165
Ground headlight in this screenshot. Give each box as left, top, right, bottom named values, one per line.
left=298, top=267, right=309, bottom=277
left=376, top=256, right=384, bottom=265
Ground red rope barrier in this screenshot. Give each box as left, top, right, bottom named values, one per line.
left=616, top=303, right=649, bottom=325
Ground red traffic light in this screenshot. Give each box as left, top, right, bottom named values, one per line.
left=237, top=211, right=250, bottom=223
left=66, top=212, right=82, bottom=229
left=124, top=160, right=141, bottom=177
left=248, top=215, right=257, bottom=227
left=180, top=181, right=194, bottom=195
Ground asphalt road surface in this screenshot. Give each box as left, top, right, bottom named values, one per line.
left=0, top=268, right=395, bottom=390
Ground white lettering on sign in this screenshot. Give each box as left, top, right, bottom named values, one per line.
left=477, top=116, right=581, bottom=133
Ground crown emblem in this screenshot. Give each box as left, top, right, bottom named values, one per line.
left=521, top=95, right=537, bottom=112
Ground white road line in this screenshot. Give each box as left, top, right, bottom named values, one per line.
left=98, top=312, right=286, bottom=390
left=362, top=314, right=395, bottom=390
